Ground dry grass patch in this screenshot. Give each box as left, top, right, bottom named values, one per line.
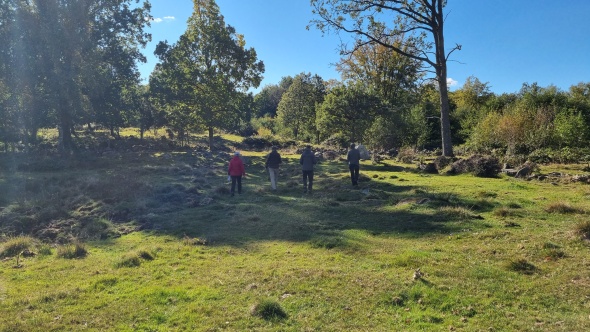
left=0, top=236, right=35, bottom=258
left=574, top=220, right=590, bottom=240
left=56, top=242, right=87, bottom=259
left=545, top=201, right=584, bottom=214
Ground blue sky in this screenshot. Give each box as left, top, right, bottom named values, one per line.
left=138, top=0, right=590, bottom=94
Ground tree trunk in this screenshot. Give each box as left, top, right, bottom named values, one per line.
left=208, top=126, right=214, bottom=150
left=434, top=2, right=454, bottom=157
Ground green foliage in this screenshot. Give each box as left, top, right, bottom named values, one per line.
left=317, top=83, right=381, bottom=143
left=150, top=0, right=264, bottom=148
left=276, top=72, right=325, bottom=142
left=0, top=0, right=151, bottom=150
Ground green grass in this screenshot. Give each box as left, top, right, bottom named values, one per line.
left=1, top=138, right=590, bottom=331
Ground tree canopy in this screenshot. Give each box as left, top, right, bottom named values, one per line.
left=150, top=0, right=264, bottom=149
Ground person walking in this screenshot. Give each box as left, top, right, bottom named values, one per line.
left=299, top=145, right=316, bottom=193
left=347, top=143, right=361, bottom=186
left=228, top=151, right=246, bottom=196
left=265, top=146, right=282, bottom=191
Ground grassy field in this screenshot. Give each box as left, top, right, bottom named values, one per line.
left=1, top=137, right=590, bottom=331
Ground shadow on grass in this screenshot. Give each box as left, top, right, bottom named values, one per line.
left=146, top=160, right=497, bottom=246
left=0, top=149, right=499, bottom=247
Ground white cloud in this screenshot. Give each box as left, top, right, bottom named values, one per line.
left=151, top=16, right=175, bottom=24
left=447, top=78, right=458, bottom=87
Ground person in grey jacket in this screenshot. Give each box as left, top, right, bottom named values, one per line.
left=347, top=143, right=361, bottom=186
left=299, top=145, right=316, bottom=193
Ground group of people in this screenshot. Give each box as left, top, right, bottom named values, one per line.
left=227, top=143, right=362, bottom=196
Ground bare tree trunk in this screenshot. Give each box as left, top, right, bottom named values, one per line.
left=208, top=126, right=214, bottom=150
left=434, top=1, right=454, bottom=157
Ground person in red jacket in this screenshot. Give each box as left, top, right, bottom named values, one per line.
left=228, top=151, right=246, bottom=196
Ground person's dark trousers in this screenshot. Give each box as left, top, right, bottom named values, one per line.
left=302, top=170, right=314, bottom=192
left=231, top=175, right=242, bottom=195
left=349, top=164, right=359, bottom=185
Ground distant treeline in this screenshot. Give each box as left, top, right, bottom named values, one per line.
left=2, top=1, right=589, bottom=164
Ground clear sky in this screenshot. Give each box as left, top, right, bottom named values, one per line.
left=138, top=0, right=590, bottom=95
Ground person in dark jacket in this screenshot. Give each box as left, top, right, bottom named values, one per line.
left=347, top=143, right=361, bottom=186
left=265, top=146, right=282, bottom=190
left=228, top=151, right=246, bottom=196
left=299, top=145, right=316, bottom=193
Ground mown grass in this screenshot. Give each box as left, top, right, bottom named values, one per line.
left=1, top=138, right=590, bottom=331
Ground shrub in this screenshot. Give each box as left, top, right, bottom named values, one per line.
left=321, top=133, right=349, bottom=150
left=433, top=156, right=456, bottom=171
left=396, top=147, right=418, bottom=164
left=57, top=242, right=88, bottom=259
left=250, top=299, right=288, bottom=320
left=0, top=236, right=34, bottom=258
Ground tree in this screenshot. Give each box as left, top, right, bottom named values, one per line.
left=451, top=76, right=493, bottom=143
left=276, top=73, right=325, bottom=142
left=317, top=83, right=381, bottom=143
left=253, top=76, right=293, bottom=118
left=311, top=0, right=461, bottom=156
left=0, top=0, right=151, bottom=150
left=152, top=0, right=264, bottom=149
left=336, top=35, right=422, bottom=106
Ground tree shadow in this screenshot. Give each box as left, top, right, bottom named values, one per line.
left=146, top=158, right=499, bottom=247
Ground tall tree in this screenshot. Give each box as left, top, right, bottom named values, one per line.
left=253, top=76, right=293, bottom=118
left=152, top=0, right=264, bottom=149
left=311, top=0, right=461, bottom=156
left=317, top=83, right=381, bottom=143
left=276, top=73, right=325, bottom=142
left=1, top=0, right=151, bottom=150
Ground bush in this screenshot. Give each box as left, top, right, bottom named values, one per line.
left=321, top=133, right=349, bottom=150
left=433, top=156, right=456, bottom=171
left=397, top=147, right=418, bottom=164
